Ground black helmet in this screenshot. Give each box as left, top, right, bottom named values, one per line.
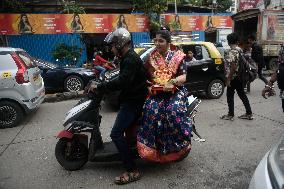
left=104, top=28, right=131, bottom=50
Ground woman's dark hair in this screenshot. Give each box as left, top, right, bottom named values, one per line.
left=175, top=15, right=180, bottom=22
left=18, top=14, right=33, bottom=32
left=156, top=28, right=171, bottom=43
left=72, top=14, right=84, bottom=30
left=117, top=14, right=127, bottom=28
left=227, top=33, right=239, bottom=45
left=248, top=34, right=256, bottom=41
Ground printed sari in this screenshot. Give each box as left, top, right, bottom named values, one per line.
left=137, top=49, right=192, bottom=163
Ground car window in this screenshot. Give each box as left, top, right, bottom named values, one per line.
left=0, top=54, right=17, bottom=70
left=34, top=58, right=58, bottom=69
left=17, top=51, right=36, bottom=68
left=140, top=47, right=155, bottom=62
left=181, top=45, right=206, bottom=61
left=195, top=46, right=203, bottom=60
left=201, top=46, right=210, bottom=59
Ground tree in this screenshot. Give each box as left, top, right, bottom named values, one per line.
left=132, top=0, right=168, bottom=38
left=182, top=0, right=203, bottom=6
left=0, top=0, right=28, bottom=13
left=60, top=0, right=85, bottom=14
left=132, top=0, right=168, bottom=16
left=201, top=0, right=232, bottom=12
left=52, top=43, right=82, bottom=66
left=216, top=0, right=232, bottom=12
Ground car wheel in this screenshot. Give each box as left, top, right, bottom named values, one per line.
left=207, top=79, right=224, bottom=99
left=64, top=75, right=84, bottom=92
left=0, top=101, right=24, bottom=128
left=268, top=58, right=279, bottom=71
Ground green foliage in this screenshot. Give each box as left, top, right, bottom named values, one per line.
left=182, top=0, right=203, bottom=6
left=59, top=0, right=85, bottom=14
left=52, top=43, right=82, bottom=66
left=201, top=0, right=232, bottom=12
left=133, top=0, right=168, bottom=15
left=63, top=4, right=85, bottom=14
left=1, top=0, right=28, bottom=13
left=216, top=0, right=232, bottom=12
left=150, top=20, right=161, bottom=31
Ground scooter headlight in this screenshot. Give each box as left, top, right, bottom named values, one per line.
left=64, top=122, right=73, bottom=130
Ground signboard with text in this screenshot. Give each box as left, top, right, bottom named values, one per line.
left=0, top=14, right=149, bottom=35
left=161, top=14, right=233, bottom=32
left=238, top=0, right=260, bottom=11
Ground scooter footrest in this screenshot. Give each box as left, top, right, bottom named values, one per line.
left=90, top=142, right=121, bottom=162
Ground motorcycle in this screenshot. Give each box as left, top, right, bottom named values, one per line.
left=55, top=82, right=204, bottom=171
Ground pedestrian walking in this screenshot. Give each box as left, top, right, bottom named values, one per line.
left=262, top=44, right=284, bottom=112
left=220, top=33, right=253, bottom=121
left=248, top=35, right=268, bottom=86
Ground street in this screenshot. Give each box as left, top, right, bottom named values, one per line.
left=0, top=79, right=283, bottom=189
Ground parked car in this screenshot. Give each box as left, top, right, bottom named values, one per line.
left=172, top=41, right=226, bottom=99
left=215, top=42, right=230, bottom=58
left=0, top=47, right=45, bottom=128
left=102, top=41, right=225, bottom=107
left=249, top=135, right=284, bottom=189
left=33, top=58, right=97, bottom=92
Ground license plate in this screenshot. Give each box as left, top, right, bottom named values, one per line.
left=38, top=88, right=45, bottom=96
left=33, top=75, right=41, bottom=84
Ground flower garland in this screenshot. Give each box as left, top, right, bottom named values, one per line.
left=149, top=49, right=185, bottom=85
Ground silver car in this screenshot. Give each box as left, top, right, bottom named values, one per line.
left=249, top=135, right=284, bottom=189
left=0, top=47, right=45, bottom=128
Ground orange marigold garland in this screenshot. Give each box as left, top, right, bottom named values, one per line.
left=149, top=49, right=185, bottom=85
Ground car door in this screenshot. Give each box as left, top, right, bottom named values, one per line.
left=183, top=44, right=215, bottom=92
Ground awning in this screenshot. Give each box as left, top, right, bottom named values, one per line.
left=231, top=8, right=260, bottom=21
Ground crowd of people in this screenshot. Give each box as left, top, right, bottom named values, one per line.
left=221, top=33, right=284, bottom=122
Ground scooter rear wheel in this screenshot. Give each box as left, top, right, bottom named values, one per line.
left=55, top=138, right=88, bottom=171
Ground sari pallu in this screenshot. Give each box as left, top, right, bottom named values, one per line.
left=137, top=50, right=192, bottom=163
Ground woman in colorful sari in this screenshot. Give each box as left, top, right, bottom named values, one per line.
left=137, top=29, right=192, bottom=163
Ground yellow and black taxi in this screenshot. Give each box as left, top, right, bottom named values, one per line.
left=102, top=41, right=226, bottom=107
left=171, top=41, right=225, bottom=99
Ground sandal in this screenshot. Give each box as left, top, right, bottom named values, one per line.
left=220, top=114, right=234, bottom=121
left=238, top=114, right=253, bottom=120
left=115, top=171, right=141, bottom=185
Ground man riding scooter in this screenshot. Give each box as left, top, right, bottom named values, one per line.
left=88, top=28, right=148, bottom=185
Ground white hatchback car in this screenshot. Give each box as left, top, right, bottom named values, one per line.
left=0, top=47, right=45, bottom=128
left=249, top=135, right=284, bottom=189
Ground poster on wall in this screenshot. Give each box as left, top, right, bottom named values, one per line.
left=0, top=14, right=149, bottom=35
left=265, top=12, right=284, bottom=41
left=162, top=14, right=232, bottom=32
left=238, top=0, right=260, bottom=11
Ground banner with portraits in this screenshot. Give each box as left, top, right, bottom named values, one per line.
left=161, top=14, right=233, bottom=32
left=0, top=14, right=149, bottom=35
left=263, top=11, right=284, bottom=41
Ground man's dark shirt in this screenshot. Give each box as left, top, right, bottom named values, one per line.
left=97, top=49, right=148, bottom=104
left=251, top=42, right=265, bottom=68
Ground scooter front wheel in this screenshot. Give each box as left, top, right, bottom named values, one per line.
left=55, top=138, right=88, bottom=171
